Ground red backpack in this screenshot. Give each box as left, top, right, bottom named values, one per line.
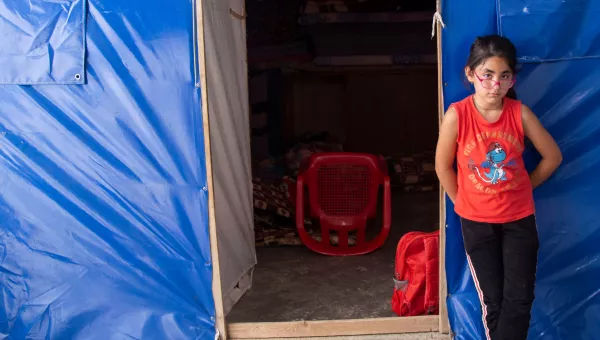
left=391, top=230, right=439, bottom=316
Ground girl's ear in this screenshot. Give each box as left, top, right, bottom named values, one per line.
left=465, top=66, right=475, bottom=84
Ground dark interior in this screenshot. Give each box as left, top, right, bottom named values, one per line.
left=229, top=0, right=440, bottom=322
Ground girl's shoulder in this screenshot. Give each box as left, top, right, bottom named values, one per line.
left=449, top=95, right=473, bottom=114
left=503, top=96, right=522, bottom=105
left=503, top=97, right=524, bottom=119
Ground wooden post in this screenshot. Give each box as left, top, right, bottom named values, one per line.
left=195, top=0, right=227, bottom=338
left=436, top=0, right=450, bottom=334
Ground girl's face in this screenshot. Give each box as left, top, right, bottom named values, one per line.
left=465, top=56, right=514, bottom=106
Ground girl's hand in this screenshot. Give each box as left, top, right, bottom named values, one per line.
left=522, top=105, right=563, bottom=189
left=435, top=107, right=459, bottom=203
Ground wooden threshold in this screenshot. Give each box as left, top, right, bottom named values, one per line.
left=227, top=315, right=439, bottom=339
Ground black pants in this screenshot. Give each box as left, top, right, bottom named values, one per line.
left=461, top=215, right=539, bottom=340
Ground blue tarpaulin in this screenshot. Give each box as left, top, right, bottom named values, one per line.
left=0, top=0, right=216, bottom=339
left=443, top=0, right=600, bottom=339
left=3, top=0, right=600, bottom=339
left=0, top=0, right=87, bottom=85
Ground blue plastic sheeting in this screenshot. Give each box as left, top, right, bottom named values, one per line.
left=442, top=0, right=600, bottom=339
left=498, top=0, right=600, bottom=62
left=0, top=0, right=87, bottom=85
left=0, top=0, right=216, bottom=339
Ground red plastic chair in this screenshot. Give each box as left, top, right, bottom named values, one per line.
left=296, top=152, right=391, bottom=256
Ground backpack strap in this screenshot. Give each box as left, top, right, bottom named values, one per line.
left=394, top=232, right=422, bottom=280
left=423, top=233, right=440, bottom=314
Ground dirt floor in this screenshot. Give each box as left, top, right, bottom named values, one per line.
left=228, top=191, right=440, bottom=322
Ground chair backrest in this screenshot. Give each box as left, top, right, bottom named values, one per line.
left=295, top=152, right=392, bottom=256
left=301, top=153, right=386, bottom=221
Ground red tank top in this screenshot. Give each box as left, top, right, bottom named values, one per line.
left=453, top=96, right=535, bottom=223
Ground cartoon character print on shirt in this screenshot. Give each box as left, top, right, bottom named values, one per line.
left=468, top=142, right=517, bottom=185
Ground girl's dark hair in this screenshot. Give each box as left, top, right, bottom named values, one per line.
left=466, top=35, right=518, bottom=99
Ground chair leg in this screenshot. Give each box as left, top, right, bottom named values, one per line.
left=338, top=230, right=349, bottom=248
left=356, top=222, right=367, bottom=245
left=320, top=225, right=329, bottom=246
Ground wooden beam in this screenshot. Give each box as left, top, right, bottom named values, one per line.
left=195, top=0, right=227, bottom=339
left=227, top=316, right=439, bottom=339
left=435, top=0, right=450, bottom=334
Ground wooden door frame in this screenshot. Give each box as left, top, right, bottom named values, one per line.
left=195, top=0, right=227, bottom=338
left=196, top=0, right=450, bottom=338
left=436, top=0, right=450, bottom=334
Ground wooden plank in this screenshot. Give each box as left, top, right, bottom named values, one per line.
left=299, top=11, right=433, bottom=25
left=228, top=316, right=439, bottom=339
left=283, top=76, right=295, bottom=147
left=257, top=61, right=437, bottom=73
left=313, top=54, right=437, bottom=66
left=435, top=0, right=450, bottom=334
left=195, top=0, right=227, bottom=339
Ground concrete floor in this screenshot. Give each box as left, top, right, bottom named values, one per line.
left=228, top=191, right=439, bottom=323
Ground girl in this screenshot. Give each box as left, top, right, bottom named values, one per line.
left=435, top=35, right=562, bottom=340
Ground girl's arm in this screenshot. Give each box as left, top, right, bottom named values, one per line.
left=522, top=104, right=563, bottom=189
left=435, top=107, right=459, bottom=203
